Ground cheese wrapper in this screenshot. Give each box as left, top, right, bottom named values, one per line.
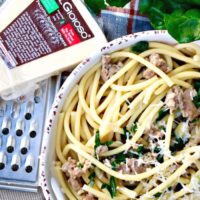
left=0, top=0, right=107, bottom=98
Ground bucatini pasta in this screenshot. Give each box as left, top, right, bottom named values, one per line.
left=54, top=42, right=200, bottom=200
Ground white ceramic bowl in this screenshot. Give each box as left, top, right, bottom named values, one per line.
left=40, top=30, right=200, bottom=200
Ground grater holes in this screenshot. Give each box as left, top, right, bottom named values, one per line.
left=0, top=152, right=6, bottom=170
left=20, top=137, right=29, bottom=155
left=25, top=101, right=34, bottom=120
left=16, top=130, right=23, bottom=137
left=21, top=148, right=28, bottom=155
left=0, top=163, right=5, bottom=170
left=25, top=155, right=34, bottom=173
left=0, top=79, right=48, bottom=183
left=15, top=119, right=25, bottom=137
left=7, top=136, right=15, bottom=153
left=2, top=128, right=9, bottom=135
left=7, top=146, right=14, bottom=153
left=29, top=120, right=38, bottom=138
left=25, top=113, right=32, bottom=120
left=29, top=131, right=36, bottom=138
left=2, top=117, right=11, bottom=135
left=34, top=88, right=42, bottom=104
left=25, top=166, right=32, bottom=173
left=11, top=154, right=20, bottom=172
left=11, top=164, right=19, bottom=171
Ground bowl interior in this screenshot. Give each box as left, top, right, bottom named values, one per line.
left=42, top=30, right=200, bottom=199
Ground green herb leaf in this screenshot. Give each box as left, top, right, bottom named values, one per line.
left=115, top=153, right=126, bottom=163
left=101, top=176, right=117, bottom=198
left=107, top=0, right=130, bottom=7
left=88, top=171, right=96, bottom=187
left=193, top=81, right=200, bottom=108
left=170, top=136, right=188, bottom=152
left=168, top=186, right=172, bottom=191
left=194, top=80, right=200, bottom=91
left=130, top=123, right=138, bottom=133
left=139, top=0, right=200, bottom=43
left=140, top=0, right=185, bottom=29
left=154, top=192, right=162, bottom=198
left=156, top=108, right=169, bottom=122
left=156, top=154, right=164, bottom=163
left=140, top=0, right=192, bottom=14
left=191, top=118, right=198, bottom=123
left=111, top=161, right=118, bottom=170
left=84, top=0, right=130, bottom=15
left=137, top=145, right=145, bottom=156
left=94, top=131, right=113, bottom=152
left=77, top=163, right=83, bottom=169
left=165, top=9, right=200, bottom=43
left=101, top=183, right=110, bottom=191
left=174, top=0, right=200, bottom=6
left=154, top=146, right=161, bottom=153
left=131, top=41, right=149, bottom=53
left=84, top=0, right=106, bottom=15
left=111, top=152, right=126, bottom=170
left=193, top=95, right=200, bottom=108
left=95, top=131, right=101, bottom=150
left=110, top=176, right=117, bottom=198
left=158, top=125, right=166, bottom=131
left=104, top=141, right=113, bottom=147
left=123, top=127, right=132, bottom=140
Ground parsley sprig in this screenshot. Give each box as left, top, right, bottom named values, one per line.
left=88, top=171, right=96, bottom=187
left=95, top=131, right=113, bottom=150
left=122, top=125, right=137, bottom=142
left=156, top=108, right=169, bottom=122
left=130, top=123, right=138, bottom=133
left=193, top=81, right=200, bottom=109
left=101, top=176, right=117, bottom=198
left=170, top=136, right=188, bottom=152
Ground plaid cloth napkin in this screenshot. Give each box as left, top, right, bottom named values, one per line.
left=100, top=0, right=153, bottom=41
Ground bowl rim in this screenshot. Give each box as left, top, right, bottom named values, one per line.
left=39, top=30, right=199, bottom=199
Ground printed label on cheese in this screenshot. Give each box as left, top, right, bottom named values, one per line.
left=0, top=0, right=94, bottom=68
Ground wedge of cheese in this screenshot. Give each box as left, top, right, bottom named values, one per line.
left=0, top=0, right=107, bottom=95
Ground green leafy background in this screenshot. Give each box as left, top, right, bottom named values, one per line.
left=84, top=0, right=130, bottom=14
left=84, top=0, right=200, bottom=43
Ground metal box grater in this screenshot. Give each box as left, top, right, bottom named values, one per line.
left=0, top=76, right=60, bottom=192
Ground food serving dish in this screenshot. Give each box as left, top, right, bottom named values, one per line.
left=40, top=30, right=200, bottom=200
